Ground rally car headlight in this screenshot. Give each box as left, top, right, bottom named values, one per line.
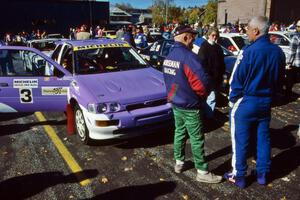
left=88, top=102, right=121, bottom=113
left=109, top=102, right=121, bottom=112
left=97, top=103, right=108, bottom=113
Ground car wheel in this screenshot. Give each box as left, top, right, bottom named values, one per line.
left=74, top=104, right=91, bottom=144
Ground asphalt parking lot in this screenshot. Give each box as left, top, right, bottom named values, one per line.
left=0, top=84, right=300, bottom=200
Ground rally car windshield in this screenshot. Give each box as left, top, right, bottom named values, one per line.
left=74, top=47, right=148, bottom=74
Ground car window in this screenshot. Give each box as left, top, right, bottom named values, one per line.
left=269, top=34, right=290, bottom=46
left=218, top=37, right=232, bottom=49
left=0, top=49, right=56, bottom=76
left=232, top=36, right=246, bottom=49
left=31, top=41, right=56, bottom=52
left=74, top=47, right=148, bottom=74
left=52, top=44, right=62, bottom=61
left=60, top=47, right=73, bottom=73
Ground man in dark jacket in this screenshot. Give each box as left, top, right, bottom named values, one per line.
left=123, top=26, right=136, bottom=48
left=163, top=25, right=222, bottom=184
left=198, top=27, right=225, bottom=119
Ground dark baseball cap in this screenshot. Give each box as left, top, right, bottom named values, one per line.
left=173, top=25, right=198, bottom=36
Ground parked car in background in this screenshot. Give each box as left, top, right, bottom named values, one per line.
left=102, top=30, right=117, bottom=39
left=139, top=39, right=174, bottom=71
left=219, top=33, right=248, bottom=55
left=27, top=38, right=63, bottom=57
left=268, top=31, right=293, bottom=61
left=46, top=33, right=64, bottom=39
left=147, top=32, right=163, bottom=46
left=139, top=39, right=237, bottom=94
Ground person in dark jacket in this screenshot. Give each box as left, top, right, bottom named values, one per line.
left=163, top=25, right=222, bottom=184
left=123, top=26, right=136, bottom=48
left=198, top=27, right=225, bottom=119
left=224, top=16, right=285, bottom=188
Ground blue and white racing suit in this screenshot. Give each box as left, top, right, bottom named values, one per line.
left=229, top=35, right=285, bottom=177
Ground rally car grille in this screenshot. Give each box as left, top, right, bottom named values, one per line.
left=126, top=99, right=167, bottom=111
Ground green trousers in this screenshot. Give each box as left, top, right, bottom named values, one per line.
left=173, top=106, right=208, bottom=171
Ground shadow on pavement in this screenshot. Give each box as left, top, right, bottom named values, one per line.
left=0, top=112, right=34, bottom=121
left=88, top=126, right=175, bottom=149
left=0, top=169, right=98, bottom=199
left=206, top=145, right=232, bottom=162
left=0, top=120, right=67, bottom=137
left=203, top=110, right=228, bottom=133
left=86, top=181, right=177, bottom=200
left=270, top=145, right=300, bottom=182
left=270, top=124, right=298, bottom=149
left=272, top=92, right=300, bottom=107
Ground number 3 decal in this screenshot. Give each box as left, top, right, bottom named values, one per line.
left=19, top=88, right=33, bottom=103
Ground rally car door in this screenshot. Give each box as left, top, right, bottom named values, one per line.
left=0, top=47, right=72, bottom=113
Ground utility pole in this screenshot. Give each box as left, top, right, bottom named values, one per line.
left=165, top=0, right=169, bottom=25
left=89, top=0, right=93, bottom=28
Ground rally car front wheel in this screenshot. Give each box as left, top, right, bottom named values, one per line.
left=74, top=104, right=92, bottom=145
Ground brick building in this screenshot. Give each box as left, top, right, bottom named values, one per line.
left=217, top=0, right=300, bottom=25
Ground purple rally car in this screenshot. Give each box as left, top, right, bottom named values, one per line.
left=0, top=39, right=172, bottom=144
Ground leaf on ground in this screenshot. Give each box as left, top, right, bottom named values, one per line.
left=124, top=167, right=133, bottom=172
left=159, top=178, right=165, bottom=181
left=100, top=176, right=109, bottom=184
left=17, top=172, right=22, bottom=175
left=87, top=158, right=93, bottom=161
left=69, top=195, right=75, bottom=199
left=121, top=156, right=127, bottom=161
left=182, top=194, right=189, bottom=200
left=267, top=183, right=273, bottom=187
left=281, top=177, right=290, bottom=182
left=280, top=196, right=287, bottom=200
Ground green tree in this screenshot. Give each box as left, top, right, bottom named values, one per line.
left=203, top=0, right=217, bottom=25
left=151, top=0, right=175, bottom=25
left=189, top=8, right=200, bottom=24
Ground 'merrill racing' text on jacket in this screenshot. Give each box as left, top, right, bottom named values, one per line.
left=229, top=35, right=286, bottom=104
left=163, top=41, right=211, bottom=109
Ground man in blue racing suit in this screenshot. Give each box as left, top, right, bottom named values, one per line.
left=224, top=16, right=286, bottom=188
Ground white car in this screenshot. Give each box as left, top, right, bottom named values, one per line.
left=268, top=31, right=297, bottom=61
left=219, top=33, right=248, bottom=55
left=27, top=38, right=63, bottom=57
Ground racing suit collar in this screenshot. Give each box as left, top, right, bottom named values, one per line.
left=174, top=41, right=191, bottom=50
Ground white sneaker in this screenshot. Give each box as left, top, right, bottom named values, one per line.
left=174, top=163, right=185, bottom=173
left=196, top=172, right=222, bottom=184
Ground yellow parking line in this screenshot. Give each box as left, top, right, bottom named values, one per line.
left=35, top=112, right=91, bottom=186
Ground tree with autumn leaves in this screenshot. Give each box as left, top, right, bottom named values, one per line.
left=150, top=0, right=217, bottom=26
left=115, top=0, right=218, bottom=26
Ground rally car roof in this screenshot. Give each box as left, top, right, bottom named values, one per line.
left=57, top=39, right=128, bottom=47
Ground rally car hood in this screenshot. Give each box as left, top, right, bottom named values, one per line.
left=75, top=67, right=167, bottom=104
